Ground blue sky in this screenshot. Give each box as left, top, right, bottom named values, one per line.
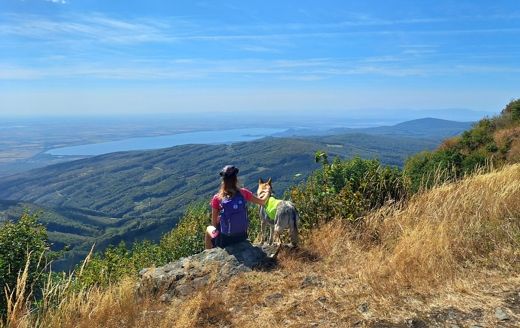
left=0, top=0, right=519, bottom=117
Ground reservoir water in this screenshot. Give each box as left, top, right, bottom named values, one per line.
left=46, top=128, right=285, bottom=156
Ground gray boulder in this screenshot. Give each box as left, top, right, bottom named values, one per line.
left=136, top=241, right=277, bottom=302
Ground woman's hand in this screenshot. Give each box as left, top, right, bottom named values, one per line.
left=251, top=187, right=271, bottom=206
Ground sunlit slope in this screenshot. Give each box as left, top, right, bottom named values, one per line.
left=25, top=164, right=520, bottom=327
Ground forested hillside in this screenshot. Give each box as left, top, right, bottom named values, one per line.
left=0, top=133, right=438, bottom=268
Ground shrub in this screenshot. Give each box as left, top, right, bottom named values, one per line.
left=76, top=204, right=207, bottom=288
left=404, top=149, right=463, bottom=193
left=159, top=203, right=208, bottom=263
left=404, top=99, right=520, bottom=193
left=502, top=98, right=520, bottom=122
left=0, top=213, right=49, bottom=316
left=74, top=240, right=163, bottom=288
left=459, top=119, right=494, bottom=151
left=290, top=155, right=406, bottom=229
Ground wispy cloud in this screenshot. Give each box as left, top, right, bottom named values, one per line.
left=45, top=0, right=67, bottom=4
left=2, top=12, right=520, bottom=47
left=0, top=13, right=173, bottom=44
left=2, top=56, right=518, bottom=82
left=241, top=45, right=280, bottom=53
left=1, top=10, right=519, bottom=88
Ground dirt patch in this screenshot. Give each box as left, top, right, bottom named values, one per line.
left=366, top=303, right=519, bottom=328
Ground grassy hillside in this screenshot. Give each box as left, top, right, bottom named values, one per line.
left=8, top=163, right=518, bottom=327
left=0, top=133, right=438, bottom=268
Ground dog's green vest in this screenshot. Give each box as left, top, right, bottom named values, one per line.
left=265, top=197, right=281, bottom=220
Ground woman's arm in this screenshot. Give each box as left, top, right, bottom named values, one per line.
left=211, top=207, right=219, bottom=226
left=249, top=189, right=271, bottom=206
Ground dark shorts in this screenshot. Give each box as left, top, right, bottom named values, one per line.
left=212, top=232, right=248, bottom=248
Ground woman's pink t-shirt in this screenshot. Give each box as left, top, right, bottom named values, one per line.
left=210, top=188, right=253, bottom=209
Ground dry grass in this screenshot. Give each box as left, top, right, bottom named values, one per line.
left=222, top=164, right=519, bottom=326
left=437, top=135, right=461, bottom=151
left=4, top=164, right=520, bottom=327
left=361, top=163, right=520, bottom=291
left=5, top=280, right=232, bottom=328
left=4, top=254, right=32, bottom=328
left=494, top=126, right=520, bottom=162
left=509, top=139, right=520, bottom=162
left=181, top=164, right=519, bottom=327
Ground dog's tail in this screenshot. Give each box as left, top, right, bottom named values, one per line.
left=292, top=208, right=299, bottom=234
left=290, top=205, right=299, bottom=246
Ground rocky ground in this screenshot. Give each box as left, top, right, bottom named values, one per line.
left=137, top=242, right=278, bottom=302
left=137, top=242, right=519, bottom=327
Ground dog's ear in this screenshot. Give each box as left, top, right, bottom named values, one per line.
left=267, top=177, right=272, bottom=185
left=259, top=178, right=264, bottom=184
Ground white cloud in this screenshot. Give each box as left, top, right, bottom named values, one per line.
left=45, top=0, right=67, bottom=4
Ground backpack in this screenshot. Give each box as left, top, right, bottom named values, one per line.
left=219, top=191, right=248, bottom=235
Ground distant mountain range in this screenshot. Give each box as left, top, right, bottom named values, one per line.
left=0, top=118, right=471, bottom=269
left=275, top=118, right=474, bottom=140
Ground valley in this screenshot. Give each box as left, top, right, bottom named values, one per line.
left=0, top=118, right=470, bottom=269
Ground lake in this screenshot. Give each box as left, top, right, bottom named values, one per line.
left=45, top=128, right=285, bottom=156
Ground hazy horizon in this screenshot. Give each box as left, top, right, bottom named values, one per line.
left=0, top=107, right=496, bottom=124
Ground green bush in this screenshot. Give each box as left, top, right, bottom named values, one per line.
left=0, top=213, right=49, bottom=315
left=404, top=149, right=463, bottom=193
left=159, top=203, right=208, bottom=263
left=502, top=98, right=520, bottom=122
left=404, top=99, right=520, bottom=193
left=73, top=239, right=162, bottom=288
left=460, top=119, right=494, bottom=151
left=290, top=155, right=406, bottom=229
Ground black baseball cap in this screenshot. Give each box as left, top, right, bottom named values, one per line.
left=220, top=165, right=239, bottom=177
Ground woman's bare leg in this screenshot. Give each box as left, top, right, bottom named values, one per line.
left=204, top=231, right=213, bottom=249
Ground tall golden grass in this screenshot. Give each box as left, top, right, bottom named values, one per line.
left=3, top=164, right=519, bottom=327
left=494, top=126, right=520, bottom=162
left=360, top=163, right=519, bottom=291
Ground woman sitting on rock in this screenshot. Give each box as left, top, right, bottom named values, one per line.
left=205, top=165, right=270, bottom=249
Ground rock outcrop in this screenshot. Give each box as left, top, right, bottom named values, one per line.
left=136, top=241, right=277, bottom=302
